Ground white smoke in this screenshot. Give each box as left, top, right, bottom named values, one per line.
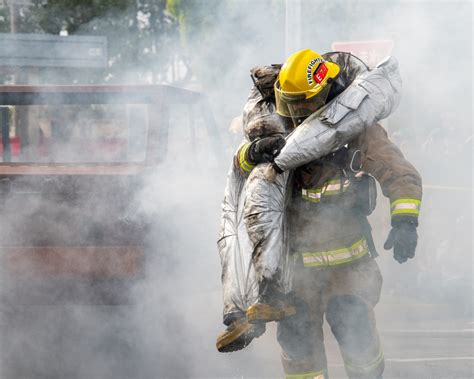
left=0, top=0, right=471, bottom=378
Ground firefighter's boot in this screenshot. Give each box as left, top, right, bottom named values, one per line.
left=216, top=317, right=266, bottom=353
left=246, top=278, right=297, bottom=324
left=246, top=301, right=297, bottom=323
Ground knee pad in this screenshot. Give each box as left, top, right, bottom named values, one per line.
left=325, top=295, right=373, bottom=351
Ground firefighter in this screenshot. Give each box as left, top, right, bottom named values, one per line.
left=234, top=49, right=422, bottom=378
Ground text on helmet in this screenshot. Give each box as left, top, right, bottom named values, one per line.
left=306, top=57, right=324, bottom=85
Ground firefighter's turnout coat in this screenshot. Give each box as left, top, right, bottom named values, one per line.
left=217, top=53, right=421, bottom=330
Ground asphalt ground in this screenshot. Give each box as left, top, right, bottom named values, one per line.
left=0, top=300, right=471, bottom=379
left=327, top=324, right=474, bottom=379
left=215, top=318, right=474, bottom=379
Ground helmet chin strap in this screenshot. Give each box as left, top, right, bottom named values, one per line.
left=281, top=115, right=306, bottom=128
left=292, top=116, right=308, bottom=127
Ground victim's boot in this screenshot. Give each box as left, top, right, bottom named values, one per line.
left=246, top=278, right=297, bottom=324
left=216, top=312, right=266, bottom=353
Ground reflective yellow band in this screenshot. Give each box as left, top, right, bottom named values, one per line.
left=323, top=179, right=350, bottom=195
left=238, top=143, right=255, bottom=173
left=286, top=369, right=326, bottom=379
left=344, top=347, right=384, bottom=374
left=302, top=179, right=350, bottom=203
left=391, top=198, right=421, bottom=216
left=302, top=187, right=322, bottom=202
left=302, top=238, right=369, bottom=267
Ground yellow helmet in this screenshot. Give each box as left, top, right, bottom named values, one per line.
left=275, top=49, right=340, bottom=119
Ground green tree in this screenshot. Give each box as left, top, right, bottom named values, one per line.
left=0, top=6, right=10, bottom=33
left=0, top=0, right=181, bottom=84
left=166, top=0, right=284, bottom=92
left=34, top=0, right=178, bottom=84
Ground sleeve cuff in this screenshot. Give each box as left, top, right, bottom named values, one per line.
left=238, top=143, right=255, bottom=173
left=390, top=198, right=421, bottom=224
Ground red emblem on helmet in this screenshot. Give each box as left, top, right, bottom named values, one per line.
left=313, top=63, right=328, bottom=84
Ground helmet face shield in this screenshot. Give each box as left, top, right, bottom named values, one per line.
left=275, top=80, right=332, bottom=119
left=274, top=49, right=340, bottom=121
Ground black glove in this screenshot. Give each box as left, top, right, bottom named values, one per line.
left=248, top=135, right=286, bottom=164
left=383, top=220, right=418, bottom=264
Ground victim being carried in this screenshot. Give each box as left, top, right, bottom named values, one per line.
left=216, top=50, right=404, bottom=353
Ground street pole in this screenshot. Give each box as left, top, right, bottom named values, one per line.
left=285, top=0, right=302, bottom=57
left=9, top=1, right=18, bottom=84
left=9, top=1, right=17, bottom=33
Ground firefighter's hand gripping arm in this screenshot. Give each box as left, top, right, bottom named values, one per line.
left=248, top=136, right=286, bottom=164
left=235, top=136, right=285, bottom=175
left=360, top=124, right=422, bottom=263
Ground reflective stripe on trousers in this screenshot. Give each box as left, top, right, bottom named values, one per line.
left=285, top=369, right=326, bottom=379
left=343, top=345, right=384, bottom=378
left=302, top=238, right=369, bottom=267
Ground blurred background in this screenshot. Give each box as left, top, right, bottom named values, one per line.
left=0, top=0, right=472, bottom=378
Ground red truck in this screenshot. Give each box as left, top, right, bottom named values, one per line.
left=0, top=84, right=220, bottom=304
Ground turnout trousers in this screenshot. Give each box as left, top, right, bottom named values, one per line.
left=277, top=256, right=384, bottom=379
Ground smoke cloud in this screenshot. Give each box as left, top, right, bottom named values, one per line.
left=0, top=0, right=471, bottom=378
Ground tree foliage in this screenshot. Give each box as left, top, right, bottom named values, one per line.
left=0, top=0, right=180, bottom=84
left=0, top=0, right=284, bottom=88
left=34, top=0, right=130, bottom=34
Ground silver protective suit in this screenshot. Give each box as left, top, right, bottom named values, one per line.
left=274, top=56, right=402, bottom=171
left=218, top=55, right=402, bottom=322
